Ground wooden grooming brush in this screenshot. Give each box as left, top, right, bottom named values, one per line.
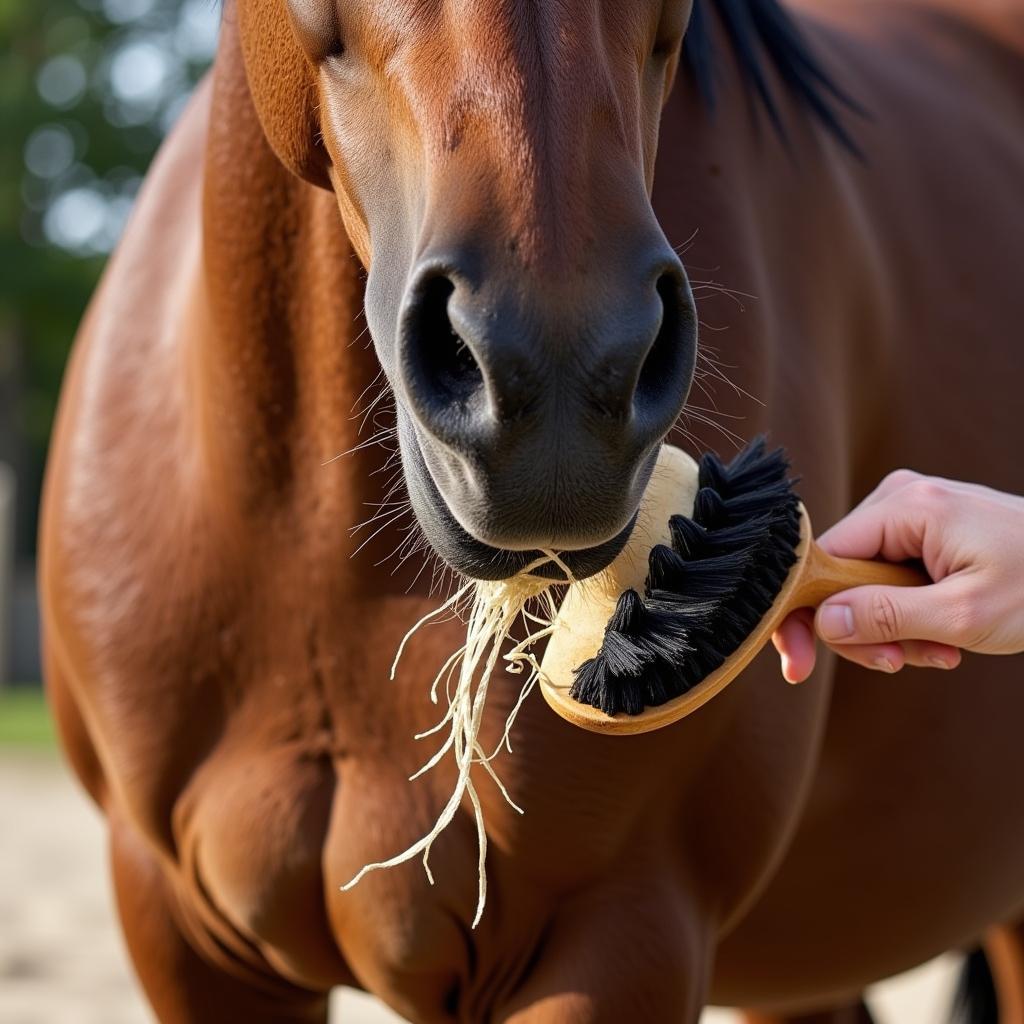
left=538, top=440, right=929, bottom=735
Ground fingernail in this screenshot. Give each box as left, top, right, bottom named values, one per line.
left=780, top=657, right=798, bottom=685
left=929, top=656, right=952, bottom=670
left=873, top=656, right=897, bottom=673
left=819, top=604, right=854, bottom=641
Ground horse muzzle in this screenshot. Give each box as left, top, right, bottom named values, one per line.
left=394, top=247, right=698, bottom=580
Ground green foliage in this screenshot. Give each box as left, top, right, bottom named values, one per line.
left=0, top=686, right=54, bottom=746
left=1, top=0, right=215, bottom=550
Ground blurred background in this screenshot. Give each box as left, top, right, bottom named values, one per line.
left=0, top=2, right=960, bottom=1020
left=0, top=3, right=232, bottom=1021
left=1, top=0, right=219, bottom=693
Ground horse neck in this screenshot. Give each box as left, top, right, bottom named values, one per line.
left=196, top=17, right=390, bottom=546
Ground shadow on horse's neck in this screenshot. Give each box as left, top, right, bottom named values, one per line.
left=196, top=16, right=389, bottom=536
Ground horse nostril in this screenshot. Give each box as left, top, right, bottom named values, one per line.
left=635, top=270, right=694, bottom=422
left=406, top=273, right=485, bottom=410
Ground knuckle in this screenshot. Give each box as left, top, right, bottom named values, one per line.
left=906, top=477, right=950, bottom=511
left=948, top=585, right=987, bottom=646
left=885, top=468, right=920, bottom=491
left=869, top=591, right=903, bottom=642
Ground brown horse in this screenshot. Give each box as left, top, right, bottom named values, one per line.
left=39, top=0, right=1024, bottom=1020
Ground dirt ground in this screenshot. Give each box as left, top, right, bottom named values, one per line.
left=0, top=752, right=959, bottom=1023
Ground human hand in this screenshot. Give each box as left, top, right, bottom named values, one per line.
left=772, top=470, right=1024, bottom=682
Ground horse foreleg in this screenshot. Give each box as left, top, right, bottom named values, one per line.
left=43, top=646, right=107, bottom=806
left=109, top=813, right=328, bottom=1024
left=493, top=882, right=712, bottom=1023
left=742, top=1001, right=874, bottom=1024
left=985, top=921, right=1024, bottom=1022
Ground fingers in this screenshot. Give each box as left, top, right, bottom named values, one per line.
left=771, top=608, right=816, bottom=683
left=823, top=639, right=962, bottom=674
left=775, top=468, right=1023, bottom=671
left=818, top=471, right=983, bottom=569
left=897, top=640, right=961, bottom=669
left=815, top=581, right=975, bottom=648
left=772, top=612, right=961, bottom=681
left=817, top=486, right=930, bottom=564
left=851, top=468, right=924, bottom=509
left=773, top=571, right=970, bottom=683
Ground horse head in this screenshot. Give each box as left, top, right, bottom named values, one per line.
left=238, top=0, right=699, bottom=579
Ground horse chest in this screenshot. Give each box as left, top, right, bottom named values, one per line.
left=174, top=723, right=537, bottom=1009
left=142, top=597, right=477, bottom=986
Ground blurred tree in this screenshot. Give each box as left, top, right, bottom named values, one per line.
left=0, top=0, right=217, bottom=557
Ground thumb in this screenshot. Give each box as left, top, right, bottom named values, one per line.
left=816, top=581, right=964, bottom=648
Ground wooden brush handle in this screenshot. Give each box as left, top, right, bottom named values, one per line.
left=791, top=540, right=932, bottom=610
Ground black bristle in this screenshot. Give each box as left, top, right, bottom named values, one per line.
left=606, top=588, right=645, bottom=634
left=627, top=603, right=695, bottom=663
left=697, top=451, right=730, bottom=493
left=597, top=630, right=648, bottom=678
left=646, top=544, right=751, bottom=602
left=668, top=514, right=710, bottom=557
left=692, top=486, right=729, bottom=527
left=571, top=653, right=648, bottom=717
left=643, top=659, right=686, bottom=707
left=619, top=683, right=648, bottom=717
left=568, top=437, right=803, bottom=718
left=720, top=481, right=797, bottom=523
left=777, top=514, right=802, bottom=549
left=569, top=657, right=613, bottom=715
left=721, top=435, right=769, bottom=473
left=646, top=544, right=687, bottom=590
left=713, top=605, right=756, bottom=650
left=669, top=513, right=772, bottom=560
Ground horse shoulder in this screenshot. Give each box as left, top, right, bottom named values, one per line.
left=40, top=76, right=218, bottom=835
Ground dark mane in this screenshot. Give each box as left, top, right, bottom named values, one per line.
left=682, top=0, right=861, bottom=148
